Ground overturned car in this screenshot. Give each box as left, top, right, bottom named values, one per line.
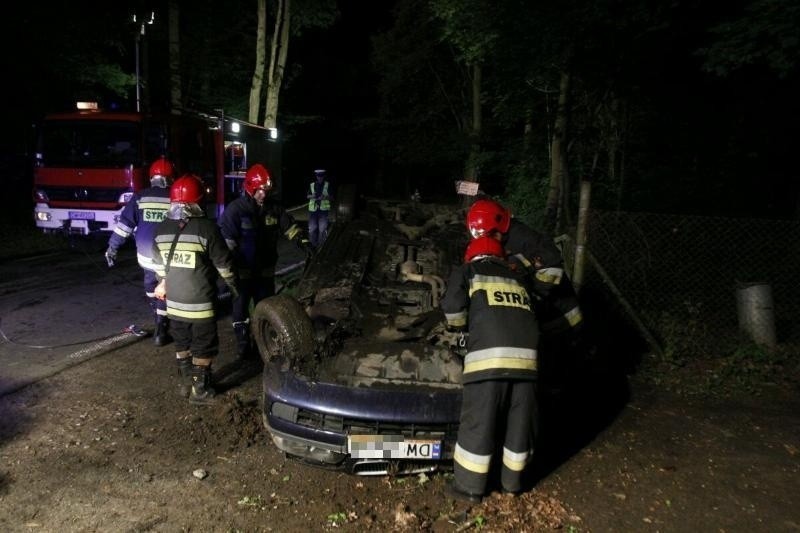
left=251, top=197, right=469, bottom=475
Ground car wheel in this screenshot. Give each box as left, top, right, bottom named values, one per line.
left=251, top=294, right=315, bottom=365
left=335, top=183, right=357, bottom=222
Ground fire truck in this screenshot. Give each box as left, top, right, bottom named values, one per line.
left=32, top=102, right=281, bottom=235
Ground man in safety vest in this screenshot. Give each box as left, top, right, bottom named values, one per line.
left=307, top=169, right=331, bottom=249
left=441, top=235, right=539, bottom=502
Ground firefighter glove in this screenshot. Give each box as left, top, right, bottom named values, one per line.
left=298, top=237, right=314, bottom=257
left=105, top=247, right=117, bottom=267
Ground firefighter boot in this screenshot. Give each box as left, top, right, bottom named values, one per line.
left=153, top=316, right=172, bottom=347
left=189, top=364, right=216, bottom=405
left=176, top=355, right=192, bottom=398
left=233, top=321, right=252, bottom=359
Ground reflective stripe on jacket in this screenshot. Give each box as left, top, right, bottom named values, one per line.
left=152, top=215, right=237, bottom=323
left=441, top=257, right=539, bottom=384
left=308, top=181, right=330, bottom=212
left=504, top=219, right=583, bottom=332
left=107, top=185, right=171, bottom=271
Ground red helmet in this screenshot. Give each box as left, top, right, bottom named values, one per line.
left=466, top=199, right=511, bottom=238
left=170, top=174, right=205, bottom=204
left=149, top=157, right=175, bottom=180
left=464, top=235, right=505, bottom=263
left=244, top=164, right=273, bottom=196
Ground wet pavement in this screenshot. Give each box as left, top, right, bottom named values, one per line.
left=0, top=215, right=308, bottom=397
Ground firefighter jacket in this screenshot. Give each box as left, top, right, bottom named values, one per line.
left=218, top=194, right=302, bottom=280
left=503, top=219, right=583, bottom=334
left=151, top=206, right=237, bottom=323
left=441, top=256, right=539, bottom=384
left=307, top=181, right=330, bottom=212
left=107, top=185, right=171, bottom=272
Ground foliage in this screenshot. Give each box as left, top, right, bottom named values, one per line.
left=500, top=162, right=550, bottom=230
left=236, top=494, right=265, bottom=507
left=698, top=0, right=800, bottom=79
left=0, top=224, right=71, bottom=261
left=11, top=1, right=800, bottom=221
left=429, top=0, right=498, bottom=65
left=290, top=0, right=338, bottom=37
left=369, top=0, right=470, bottom=195
left=639, top=335, right=799, bottom=398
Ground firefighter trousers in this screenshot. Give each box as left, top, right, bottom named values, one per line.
left=453, top=379, right=537, bottom=495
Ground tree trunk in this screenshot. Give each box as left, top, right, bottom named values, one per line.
left=248, top=0, right=267, bottom=124
left=545, top=69, right=570, bottom=233
left=263, top=0, right=291, bottom=130
left=168, top=1, right=182, bottom=111
left=461, top=63, right=482, bottom=207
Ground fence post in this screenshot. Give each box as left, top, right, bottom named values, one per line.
left=572, top=179, right=592, bottom=291
left=735, top=282, right=777, bottom=348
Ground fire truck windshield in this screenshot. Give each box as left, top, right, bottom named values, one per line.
left=38, top=120, right=140, bottom=169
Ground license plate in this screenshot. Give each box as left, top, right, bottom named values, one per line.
left=69, top=211, right=95, bottom=220
left=348, top=435, right=442, bottom=459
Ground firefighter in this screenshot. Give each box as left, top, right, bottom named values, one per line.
left=306, top=169, right=331, bottom=248
left=466, top=198, right=584, bottom=391
left=105, top=156, right=175, bottom=346
left=218, top=163, right=307, bottom=358
left=441, top=235, right=539, bottom=502
left=151, top=174, right=239, bottom=405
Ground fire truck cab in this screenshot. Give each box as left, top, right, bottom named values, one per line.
left=32, top=103, right=281, bottom=235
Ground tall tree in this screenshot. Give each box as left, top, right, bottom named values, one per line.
left=249, top=0, right=337, bottom=128
left=249, top=0, right=268, bottom=124
left=430, top=0, right=497, bottom=194
left=168, top=1, right=182, bottom=110
left=263, top=0, right=291, bottom=129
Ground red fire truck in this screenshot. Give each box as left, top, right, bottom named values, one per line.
left=32, top=102, right=281, bottom=235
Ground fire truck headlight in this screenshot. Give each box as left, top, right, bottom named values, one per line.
left=118, top=192, right=134, bottom=204
left=35, top=211, right=51, bottom=222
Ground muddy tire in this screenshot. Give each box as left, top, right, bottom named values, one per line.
left=251, top=294, right=315, bottom=365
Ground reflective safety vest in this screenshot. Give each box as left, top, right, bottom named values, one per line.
left=308, top=181, right=330, bottom=212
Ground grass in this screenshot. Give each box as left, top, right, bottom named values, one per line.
left=0, top=220, right=72, bottom=261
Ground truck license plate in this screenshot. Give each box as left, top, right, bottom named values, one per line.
left=348, top=435, right=441, bottom=459
left=69, top=211, right=95, bottom=220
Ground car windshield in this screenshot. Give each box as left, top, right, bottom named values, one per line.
left=38, top=120, right=141, bottom=168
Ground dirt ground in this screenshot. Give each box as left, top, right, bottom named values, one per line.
left=1, top=316, right=799, bottom=533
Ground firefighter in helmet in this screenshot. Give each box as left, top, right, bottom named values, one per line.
left=218, top=163, right=308, bottom=358
left=466, top=198, right=584, bottom=391
left=105, top=156, right=175, bottom=346
left=441, top=234, right=539, bottom=502
left=151, top=174, right=238, bottom=405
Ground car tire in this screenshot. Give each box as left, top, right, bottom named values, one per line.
left=251, top=294, right=315, bottom=365
left=335, top=183, right=357, bottom=222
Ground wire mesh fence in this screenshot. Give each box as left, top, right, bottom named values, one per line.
left=577, top=210, right=800, bottom=360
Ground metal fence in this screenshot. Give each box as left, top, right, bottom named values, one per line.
left=574, top=210, right=800, bottom=359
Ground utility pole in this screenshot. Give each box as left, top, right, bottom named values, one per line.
left=133, top=11, right=155, bottom=112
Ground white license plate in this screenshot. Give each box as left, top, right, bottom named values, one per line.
left=69, top=211, right=95, bottom=220
left=348, top=435, right=442, bottom=459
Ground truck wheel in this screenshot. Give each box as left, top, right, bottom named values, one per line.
left=251, top=294, right=315, bottom=365
left=335, top=183, right=358, bottom=222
